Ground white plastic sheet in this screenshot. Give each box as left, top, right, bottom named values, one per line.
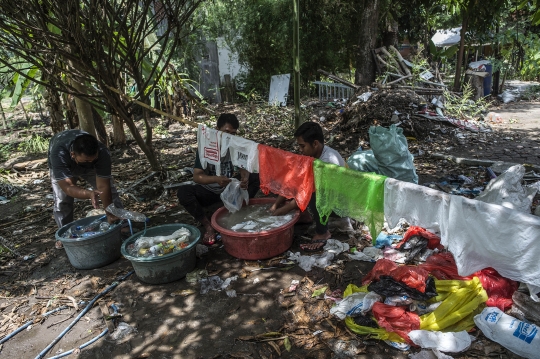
left=288, top=251, right=334, bottom=272
left=323, top=239, right=350, bottom=254
left=220, top=179, right=249, bottom=213
left=221, top=133, right=260, bottom=173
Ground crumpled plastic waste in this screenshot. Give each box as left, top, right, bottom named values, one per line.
left=323, top=239, right=350, bottom=254
left=409, top=330, right=472, bottom=353
left=288, top=251, right=335, bottom=272
left=372, top=302, right=420, bottom=344
left=329, top=291, right=382, bottom=320
left=396, top=226, right=442, bottom=250
left=199, top=275, right=238, bottom=294
left=368, top=276, right=437, bottom=301
left=348, top=246, right=382, bottom=262
left=110, top=322, right=137, bottom=341
left=186, top=269, right=208, bottom=285
left=476, top=165, right=540, bottom=213
left=383, top=247, right=408, bottom=263
left=363, top=259, right=432, bottom=293
left=375, top=233, right=403, bottom=248
left=220, top=178, right=249, bottom=213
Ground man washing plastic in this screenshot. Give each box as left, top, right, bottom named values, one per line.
left=48, top=130, right=124, bottom=248
left=270, top=122, right=345, bottom=250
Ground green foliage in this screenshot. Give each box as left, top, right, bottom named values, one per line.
left=443, top=83, right=491, bottom=119
left=0, top=143, right=12, bottom=161
left=153, top=124, right=169, bottom=136
left=18, top=133, right=49, bottom=154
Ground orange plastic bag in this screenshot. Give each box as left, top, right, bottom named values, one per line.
left=362, top=259, right=430, bottom=293
left=372, top=302, right=420, bottom=344
left=258, top=145, right=315, bottom=211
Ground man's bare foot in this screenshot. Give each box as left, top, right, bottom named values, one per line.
left=300, top=240, right=326, bottom=252
left=312, top=231, right=331, bottom=241
left=202, top=225, right=217, bottom=246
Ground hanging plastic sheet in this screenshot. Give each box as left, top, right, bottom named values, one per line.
left=313, top=159, right=386, bottom=241
left=221, top=133, right=260, bottom=173
left=258, top=145, right=314, bottom=211
left=197, top=123, right=225, bottom=175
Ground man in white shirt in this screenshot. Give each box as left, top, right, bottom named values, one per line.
left=270, top=122, right=345, bottom=248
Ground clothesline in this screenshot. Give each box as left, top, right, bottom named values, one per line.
left=196, top=124, right=540, bottom=292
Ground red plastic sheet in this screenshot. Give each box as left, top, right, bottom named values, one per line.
left=362, top=259, right=430, bottom=293
left=372, top=302, right=420, bottom=344
left=258, top=145, right=315, bottom=211
left=396, top=226, right=443, bottom=250
left=419, top=253, right=519, bottom=311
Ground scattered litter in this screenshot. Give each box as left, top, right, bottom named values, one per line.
left=288, top=280, right=299, bottom=292
left=288, top=251, right=335, bottom=272
left=312, top=286, right=327, bottom=298
left=312, top=330, right=323, bottom=336
left=110, top=322, right=137, bottom=341
left=186, top=269, right=208, bottom=285
left=323, top=239, right=350, bottom=254
left=170, top=289, right=196, bottom=297
left=13, top=229, right=23, bottom=235
left=375, top=233, right=403, bottom=248
left=253, top=277, right=260, bottom=284
left=330, top=291, right=382, bottom=320
left=154, top=205, right=167, bottom=214
left=23, top=254, right=36, bottom=261
left=199, top=275, right=238, bottom=294
left=33, top=179, right=44, bottom=184
left=226, top=289, right=237, bottom=298
left=385, top=340, right=410, bottom=351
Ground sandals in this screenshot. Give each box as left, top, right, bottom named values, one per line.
left=201, top=231, right=216, bottom=246
left=300, top=240, right=327, bottom=252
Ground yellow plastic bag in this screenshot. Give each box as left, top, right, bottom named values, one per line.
left=342, top=284, right=405, bottom=343
left=420, top=277, right=488, bottom=332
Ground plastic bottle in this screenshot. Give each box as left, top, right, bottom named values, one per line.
left=106, top=204, right=147, bottom=222
left=99, top=222, right=111, bottom=232
left=80, top=232, right=100, bottom=238
left=70, top=225, right=85, bottom=237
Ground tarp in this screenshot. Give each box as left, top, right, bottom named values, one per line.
left=431, top=27, right=461, bottom=47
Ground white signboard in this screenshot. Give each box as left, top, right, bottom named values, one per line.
left=268, top=74, right=290, bottom=106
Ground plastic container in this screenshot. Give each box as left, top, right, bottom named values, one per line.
left=211, top=198, right=300, bottom=260
left=121, top=224, right=201, bottom=284
left=56, top=215, right=122, bottom=270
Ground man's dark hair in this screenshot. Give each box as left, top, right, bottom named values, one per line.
left=72, top=134, right=99, bottom=156
left=216, top=113, right=239, bottom=130
left=294, top=121, right=324, bottom=145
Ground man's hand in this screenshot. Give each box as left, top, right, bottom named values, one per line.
left=239, top=169, right=249, bottom=190
left=89, top=190, right=103, bottom=209
left=217, top=176, right=232, bottom=187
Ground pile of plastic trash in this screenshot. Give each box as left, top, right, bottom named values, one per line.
left=126, top=228, right=191, bottom=257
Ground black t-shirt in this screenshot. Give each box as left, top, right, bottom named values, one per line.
left=47, top=130, right=112, bottom=181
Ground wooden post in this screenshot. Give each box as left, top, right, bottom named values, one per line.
left=293, top=0, right=301, bottom=128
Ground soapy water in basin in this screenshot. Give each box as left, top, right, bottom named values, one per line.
left=216, top=204, right=294, bottom=233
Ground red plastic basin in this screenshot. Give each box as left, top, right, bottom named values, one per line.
left=211, top=198, right=300, bottom=260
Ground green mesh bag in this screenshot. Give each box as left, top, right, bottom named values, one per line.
left=313, top=159, right=386, bottom=242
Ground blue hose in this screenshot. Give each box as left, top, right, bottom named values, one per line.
left=45, top=328, right=109, bottom=359
left=35, top=271, right=134, bottom=359
left=0, top=306, right=69, bottom=345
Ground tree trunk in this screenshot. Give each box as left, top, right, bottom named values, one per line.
left=71, top=80, right=97, bottom=137
left=454, top=15, right=469, bottom=91
left=354, top=0, right=381, bottom=86
left=0, top=101, right=7, bottom=130
left=493, top=24, right=500, bottom=96
left=91, top=107, right=109, bottom=147
left=42, top=73, right=65, bottom=133
left=111, top=114, right=126, bottom=146
left=123, top=113, right=161, bottom=170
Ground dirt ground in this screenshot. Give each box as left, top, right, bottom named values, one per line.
left=0, top=94, right=538, bottom=359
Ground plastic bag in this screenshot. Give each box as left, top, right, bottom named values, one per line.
left=220, top=178, right=249, bottom=213
left=110, top=322, right=137, bottom=340
left=474, top=307, right=540, bottom=359
left=288, top=251, right=335, bottom=272
left=396, top=226, right=442, bottom=250
left=330, top=291, right=382, bottom=319
left=473, top=268, right=519, bottom=311
left=420, top=277, right=487, bottom=332
left=476, top=165, right=538, bottom=213
left=106, top=204, right=147, bottom=222
left=313, top=159, right=386, bottom=242
left=346, top=149, right=380, bottom=173
left=341, top=283, right=405, bottom=343
left=259, top=144, right=314, bottom=211
left=409, top=330, right=472, bottom=352
left=372, top=302, right=420, bottom=344
left=368, top=276, right=437, bottom=301
left=369, top=124, right=418, bottom=184
left=362, top=259, right=432, bottom=293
